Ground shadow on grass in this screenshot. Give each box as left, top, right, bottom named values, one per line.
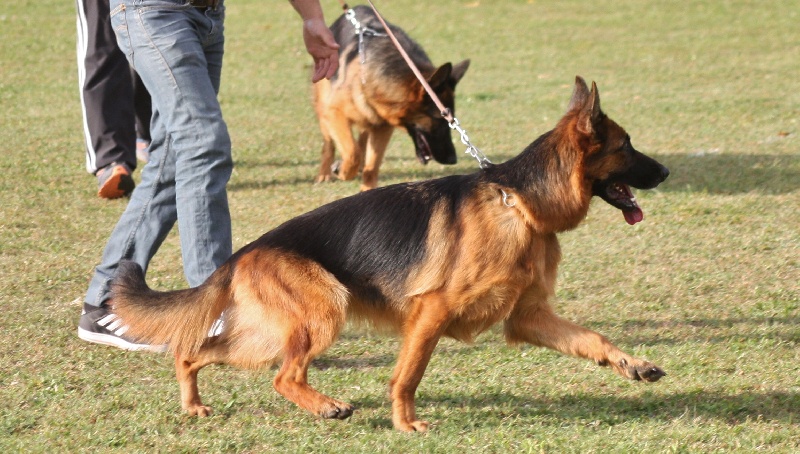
left=314, top=314, right=798, bottom=372
left=216, top=333, right=798, bottom=428
left=227, top=175, right=317, bottom=191
left=655, top=153, right=799, bottom=195
left=234, top=157, right=319, bottom=168
left=227, top=155, right=454, bottom=192
left=584, top=316, right=800, bottom=346
left=352, top=389, right=799, bottom=430
left=313, top=354, right=395, bottom=371
left=231, top=153, right=799, bottom=194
left=377, top=153, right=799, bottom=194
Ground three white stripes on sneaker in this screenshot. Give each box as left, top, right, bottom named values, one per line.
left=97, top=313, right=130, bottom=336
left=97, top=312, right=224, bottom=338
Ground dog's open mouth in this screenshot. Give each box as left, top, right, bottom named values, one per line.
left=413, top=129, right=433, bottom=165
left=601, top=182, right=644, bottom=225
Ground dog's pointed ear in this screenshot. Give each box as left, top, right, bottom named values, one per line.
left=450, top=59, right=470, bottom=85
left=567, top=76, right=590, bottom=112
left=588, top=81, right=602, bottom=119
left=428, top=62, right=453, bottom=90
left=575, top=80, right=603, bottom=136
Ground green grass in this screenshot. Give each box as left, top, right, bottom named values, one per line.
left=1, top=0, right=798, bottom=451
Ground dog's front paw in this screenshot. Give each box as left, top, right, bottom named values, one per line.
left=185, top=404, right=213, bottom=417
left=617, top=358, right=666, bottom=382
left=634, top=362, right=666, bottom=382
left=319, top=400, right=355, bottom=420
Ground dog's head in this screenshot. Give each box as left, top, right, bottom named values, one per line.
left=404, top=59, right=470, bottom=165
left=568, top=76, right=670, bottom=225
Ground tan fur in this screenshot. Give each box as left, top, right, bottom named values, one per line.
left=313, top=56, right=428, bottom=191
left=312, top=23, right=468, bottom=192
left=111, top=77, right=666, bottom=432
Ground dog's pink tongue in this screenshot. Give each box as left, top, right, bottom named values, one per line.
left=624, top=208, right=644, bottom=225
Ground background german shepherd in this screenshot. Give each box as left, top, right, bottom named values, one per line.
left=313, top=5, right=469, bottom=191
left=111, top=77, right=669, bottom=432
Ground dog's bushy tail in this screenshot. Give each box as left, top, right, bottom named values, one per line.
left=110, top=260, right=231, bottom=355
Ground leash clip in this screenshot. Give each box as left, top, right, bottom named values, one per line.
left=501, top=189, right=516, bottom=207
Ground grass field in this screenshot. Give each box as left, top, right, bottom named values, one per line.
left=1, top=0, right=798, bottom=451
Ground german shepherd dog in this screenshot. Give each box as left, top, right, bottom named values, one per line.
left=111, top=77, right=669, bottom=432
left=313, top=5, right=469, bottom=191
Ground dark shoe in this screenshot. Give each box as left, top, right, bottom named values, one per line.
left=77, top=303, right=166, bottom=352
left=97, top=162, right=135, bottom=199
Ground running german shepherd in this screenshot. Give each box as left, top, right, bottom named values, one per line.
left=111, top=77, right=669, bottom=432
left=313, top=5, right=469, bottom=191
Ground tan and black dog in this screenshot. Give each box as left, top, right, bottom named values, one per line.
left=111, top=77, right=669, bottom=432
left=313, top=5, right=469, bottom=191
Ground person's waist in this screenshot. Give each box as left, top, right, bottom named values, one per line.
left=188, top=0, right=221, bottom=10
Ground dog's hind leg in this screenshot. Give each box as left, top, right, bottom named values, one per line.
left=175, top=337, right=230, bottom=417
left=505, top=292, right=666, bottom=382
left=258, top=255, right=353, bottom=419
left=360, top=124, right=393, bottom=191
left=272, top=325, right=354, bottom=420
left=388, top=295, right=450, bottom=432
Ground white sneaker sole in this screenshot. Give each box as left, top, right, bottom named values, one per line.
left=78, top=327, right=167, bottom=353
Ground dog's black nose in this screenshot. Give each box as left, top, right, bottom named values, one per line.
left=659, top=165, right=670, bottom=182
left=437, top=153, right=458, bottom=165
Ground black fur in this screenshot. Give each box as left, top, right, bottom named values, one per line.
left=236, top=175, right=477, bottom=303
left=329, top=5, right=432, bottom=82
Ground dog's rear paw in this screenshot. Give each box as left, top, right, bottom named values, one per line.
left=394, top=418, right=430, bottom=432
left=319, top=400, right=355, bottom=420
left=315, top=174, right=333, bottom=184
left=185, top=404, right=213, bottom=417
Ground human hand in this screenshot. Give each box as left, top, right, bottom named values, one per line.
left=303, top=18, right=339, bottom=82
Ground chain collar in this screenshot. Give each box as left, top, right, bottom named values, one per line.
left=345, top=8, right=387, bottom=73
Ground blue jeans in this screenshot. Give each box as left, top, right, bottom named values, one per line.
left=85, top=0, right=232, bottom=306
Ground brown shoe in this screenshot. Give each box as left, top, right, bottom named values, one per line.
left=97, top=162, right=134, bottom=199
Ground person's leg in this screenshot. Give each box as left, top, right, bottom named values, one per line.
left=129, top=2, right=232, bottom=286
left=79, top=100, right=176, bottom=349
left=84, top=0, right=232, bottom=309
left=75, top=0, right=137, bottom=175
left=171, top=6, right=232, bottom=286
left=83, top=113, right=178, bottom=307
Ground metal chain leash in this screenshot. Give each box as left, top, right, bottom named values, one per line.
left=446, top=114, right=492, bottom=169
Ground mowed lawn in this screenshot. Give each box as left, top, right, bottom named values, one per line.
left=1, top=0, right=798, bottom=451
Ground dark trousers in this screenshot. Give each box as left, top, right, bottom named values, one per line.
left=76, top=0, right=151, bottom=174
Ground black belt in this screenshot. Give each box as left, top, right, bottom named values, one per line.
left=188, top=0, right=220, bottom=9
